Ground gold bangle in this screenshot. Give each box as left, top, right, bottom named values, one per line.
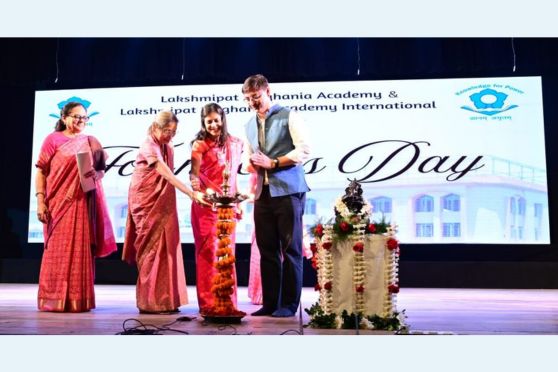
left=35, top=192, right=45, bottom=197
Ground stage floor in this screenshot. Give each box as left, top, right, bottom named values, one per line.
left=0, top=284, right=556, bottom=335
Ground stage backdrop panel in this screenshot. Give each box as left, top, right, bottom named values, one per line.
left=28, top=76, right=549, bottom=244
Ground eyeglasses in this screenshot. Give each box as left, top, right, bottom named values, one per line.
left=243, top=93, right=262, bottom=103
left=162, top=129, right=177, bottom=137
left=67, top=114, right=90, bottom=122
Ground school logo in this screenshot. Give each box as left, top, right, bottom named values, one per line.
left=458, top=86, right=520, bottom=117
left=49, top=96, right=99, bottom=122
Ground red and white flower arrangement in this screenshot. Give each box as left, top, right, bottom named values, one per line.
left=308, top=195, right=404, bottom=330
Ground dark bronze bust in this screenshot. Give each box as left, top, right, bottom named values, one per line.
left=340, top=179, right=365, bottom=214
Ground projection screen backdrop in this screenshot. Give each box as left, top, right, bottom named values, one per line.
left=28, top=76, right=549, bottom=244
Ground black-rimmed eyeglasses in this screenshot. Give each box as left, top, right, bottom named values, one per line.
left=67, top=114, right=90, bottom=122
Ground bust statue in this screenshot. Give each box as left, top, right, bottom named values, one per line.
left=340, top=179, right=365, bottom=214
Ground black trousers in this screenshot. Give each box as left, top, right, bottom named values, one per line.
left=254, top=185, right=306, bottom=313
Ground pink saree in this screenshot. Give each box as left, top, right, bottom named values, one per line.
left=191, top=136, right=243, bottom=313
left=123, top=135, right=188, bottom=313
left=246, top=173, right=263, bottom=304
left=247, top=229, right=263, bottom=305
left=36, top=132, right=116, bottom=312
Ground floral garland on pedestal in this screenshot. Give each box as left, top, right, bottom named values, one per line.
left=306, top=182, right=407, bottom=331
left=315, top=225, right=334, bottom=314
left=384, top=231, right=400, bottom=317
left=350, top=221, right=367, bottom=316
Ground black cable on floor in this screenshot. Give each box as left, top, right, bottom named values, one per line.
left=278, top=304, right=304, bottom=335
left=279, top=329, right=302, bottom=335
left=199, top=320, right=256, bottom=335
left=115, top=318, right=190, bottom=335
left=161, top=315, right=196, bottom=328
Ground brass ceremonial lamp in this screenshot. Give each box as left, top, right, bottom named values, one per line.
left=202, top=165, right=248, bottom=323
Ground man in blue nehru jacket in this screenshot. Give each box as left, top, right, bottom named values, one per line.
left=242, top=74, right=310, bottom=317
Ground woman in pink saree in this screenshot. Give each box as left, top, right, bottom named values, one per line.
left=35, top=102, right=117, bottom=312
left=123, top=110, right=206, bottom=314
left=190, top=103, right=243, bottom=314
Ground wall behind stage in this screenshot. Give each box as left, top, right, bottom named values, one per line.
left=1, top=38, right=557, bottom=288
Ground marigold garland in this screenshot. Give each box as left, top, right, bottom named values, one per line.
left=204, top=205, right=246, bottom=318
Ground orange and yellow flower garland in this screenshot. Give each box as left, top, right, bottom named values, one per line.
left=205, top=206, right=245, bottom=317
